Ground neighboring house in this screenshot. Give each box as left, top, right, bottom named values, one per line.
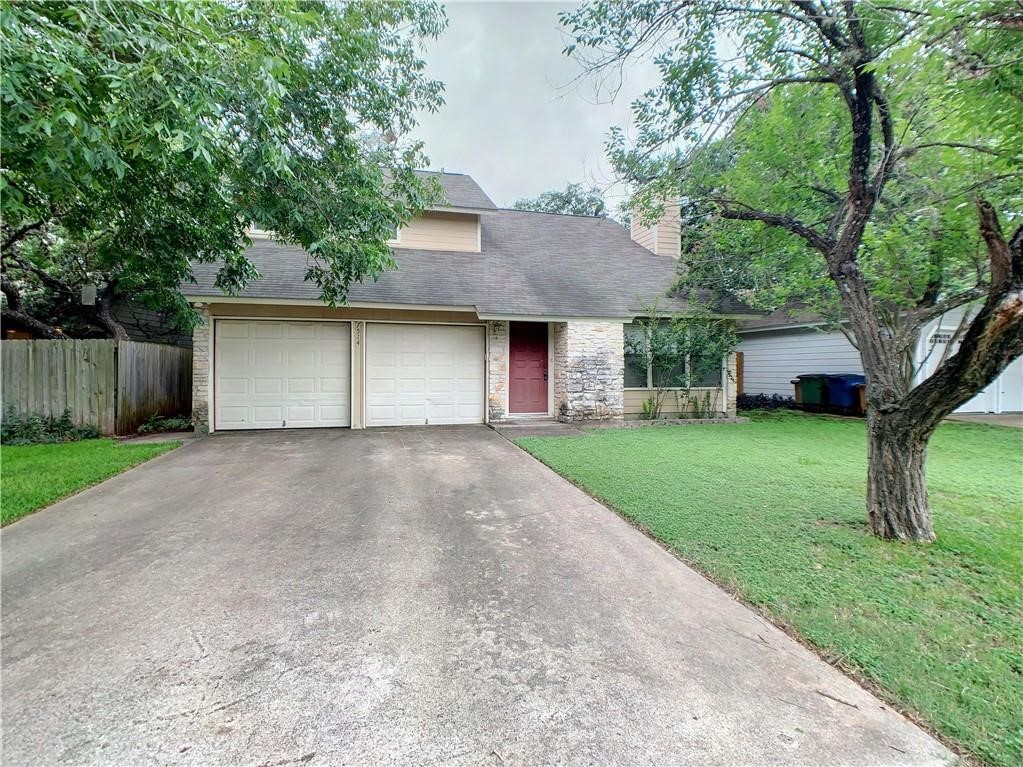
left=110, top=299, right=193, bottom=348
left=183, top=172, right=755, bottom=433
left=737, top=307, right=1023, bottom=414
left=0, top=298, right=191, bottom=346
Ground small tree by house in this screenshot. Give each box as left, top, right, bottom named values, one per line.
left=626, top=308, right=738, bottom=418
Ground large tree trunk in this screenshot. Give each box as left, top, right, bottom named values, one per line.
left=866, top=410, right=935, bottom=541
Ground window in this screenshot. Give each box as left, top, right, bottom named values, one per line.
left=690, top=349, right=722, bottom=387
left=624, top=320, right=724, bottom=388
left=624, top=323, right=649, bottom=388
left=653, top=355, right=686, bottom=388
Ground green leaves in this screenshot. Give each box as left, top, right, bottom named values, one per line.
left=564, top=0, right=1022, bottom=324
left=2, top=0, right=446, bottom=334
left=512, top=183, right=608, bottom=217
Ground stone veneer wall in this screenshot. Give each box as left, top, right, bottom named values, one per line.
left=487, top=320, right=509, bottom=421
left=191, top=304, right=211, bottom=435
left=725, top=351, right=738, bottom=416
left=552, top=321, right=624, bottom=422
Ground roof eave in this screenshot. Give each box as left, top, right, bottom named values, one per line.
left=426, top=205, right=494, bottom=215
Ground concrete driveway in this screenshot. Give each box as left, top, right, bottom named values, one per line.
left=2, top=426, right=951, bottom=766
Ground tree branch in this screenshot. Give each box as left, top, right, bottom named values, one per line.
left=791, top=1, right=850, bottom=50
left=1, top=221, right=46, bottom=254
left=713, top=199, right=835, bottom=253
left=0, top=308, right=66, bottom=339
left=904, top=202, right=1023, bottom=429
left=978, top=199, right=1017, bottom=291
left=0, top=273, right=23, bottom=311
left=6, top=251, right=75, bottom=298
left=896, top=141, right=1008, bottom=161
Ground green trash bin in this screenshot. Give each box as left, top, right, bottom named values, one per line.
left=795, top=374, right=828, bottom=410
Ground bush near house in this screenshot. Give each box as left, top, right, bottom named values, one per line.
left=1, top=408, right=100, bottom=445
left=517, top=413, right=1023, bottom=767
left=136, top=414, right=193, bottom=435
left=736, top=393, right=798, bottom=411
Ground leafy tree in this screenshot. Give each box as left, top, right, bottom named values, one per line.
left=562, top=0, right=1023, bottom=542
left=512, top=182, right=608, bottom=217
left=1, top=0, right=445, bottom=339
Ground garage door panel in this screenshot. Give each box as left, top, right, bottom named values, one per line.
left=255, top=349, right=282, bottom=366
left=253, top=323, right=283, bottom=339
left=219, top=323, right=250, bottom=339
left=220, top=378, right=249, bottom=395
left=218, top=406, right=248, bottom=424
left=400, top=378, right=426, bottom=394
left=286, top=349, right=315, bottom=366
left=321, top=377, right=346, bottom=393
left=215, top=320, right=351, bottom=430
left=253, top=378, right=280, bottom=394
left=321, top=350, right=347, bottom=366
left=286, top=378, right=314, bottom=394
left=286, top=406, right=315, bottom=422
left=285, top=323, right=316, bottom=339
left=365, top=323, right=484, bottom=426
left=219, top=347, right=249, bottom=367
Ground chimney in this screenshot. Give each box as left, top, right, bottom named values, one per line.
left=630, top=199, right=681, bottom=259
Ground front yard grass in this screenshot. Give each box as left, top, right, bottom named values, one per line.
left=517, top=412, right=1022, bottom=767
left=2, top=438, right=180, bottom=525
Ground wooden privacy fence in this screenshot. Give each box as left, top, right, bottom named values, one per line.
left=1, top=339, right=191, bottom=435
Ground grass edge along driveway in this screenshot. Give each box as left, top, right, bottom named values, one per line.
left=2, top=438, right=181, bottom=525
left=516, top=413, right=1022, bottom=767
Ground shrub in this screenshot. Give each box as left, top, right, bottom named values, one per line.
left=136, top=414, right=193, bottom=434
left=737, top=393, right=798, bottom=412
left=1, top=407, right=101, bottom=445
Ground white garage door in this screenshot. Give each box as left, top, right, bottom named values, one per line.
left=365, top=323, right=485, bottom=426
left=215, top=320, right=351, bottom=430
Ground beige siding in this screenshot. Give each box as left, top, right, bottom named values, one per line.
left=630, top=220, right=656, bottom=252
left=623, top=387, right=725, bottom=417
left=208, top=303, right=480, bottom=324
left=655, top=201, right=681, bottom=259
left=630, top=201, right=680, bottom=259
left=394, top=211, right=479, bottom=252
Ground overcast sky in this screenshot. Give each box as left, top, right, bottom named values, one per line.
left=411, top=1, right=661, bottom=209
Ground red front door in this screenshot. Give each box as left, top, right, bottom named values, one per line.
left=509, top=322, right=548, bottom=413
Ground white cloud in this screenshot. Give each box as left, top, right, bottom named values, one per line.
left=411, top=1, right=661, bottom=208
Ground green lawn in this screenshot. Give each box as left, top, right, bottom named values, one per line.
left=2, top=438, right=180, bottom=525
left=517, top=412, right=1023, bottom=767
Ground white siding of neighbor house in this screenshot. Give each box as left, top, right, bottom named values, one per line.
left=738, top=328, right=863, bottom=398
left=739, top=309, right=1023, bottom=413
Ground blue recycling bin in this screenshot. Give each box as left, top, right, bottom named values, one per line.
left=825, top=374, right=866, bottom=409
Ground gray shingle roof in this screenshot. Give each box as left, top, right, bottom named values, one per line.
left=416, top=170, right=496, bottom=210
left=185, top=174, right=755, bottom=319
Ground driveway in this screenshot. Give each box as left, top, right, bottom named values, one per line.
left=2, top=426, right=951, bottom=766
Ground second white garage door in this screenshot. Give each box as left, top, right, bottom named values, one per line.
left=365, top=323, right=485, bottom=426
